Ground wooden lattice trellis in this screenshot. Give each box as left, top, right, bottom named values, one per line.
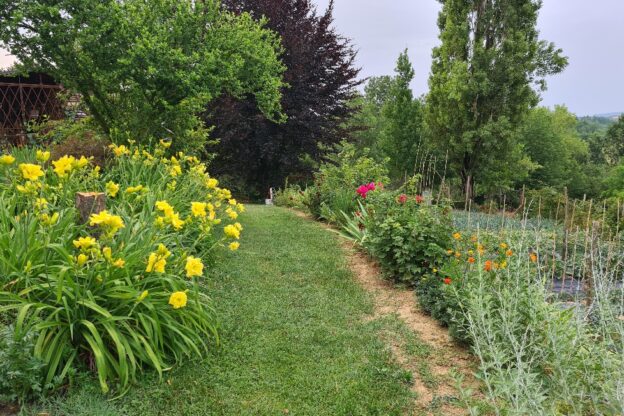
left=0, top=72, right=64, bottom=146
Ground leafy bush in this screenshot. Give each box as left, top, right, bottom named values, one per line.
left=305, top=142, right=389, bottom=222
left=273, top=184, right=307, bottom=209
left=363, top=188, right=452, bottom=286
left=437, top=230, right=624, bottom=414
left=0, top=325, right=55, bottom=404
left=0, top=141, right=245, bottom=396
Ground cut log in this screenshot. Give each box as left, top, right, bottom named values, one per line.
left=76, top=192, right=106, bottom=225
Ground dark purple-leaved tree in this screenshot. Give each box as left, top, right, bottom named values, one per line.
left=205, top=0, right=361, bottom=198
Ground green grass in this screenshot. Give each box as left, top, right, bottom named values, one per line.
left=25, top=205, right=415, bottom=415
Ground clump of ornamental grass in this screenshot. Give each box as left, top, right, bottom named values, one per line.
left=0, top=140, right=245, bottom=398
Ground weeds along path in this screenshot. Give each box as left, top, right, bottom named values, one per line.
left=292, top=209, right=484, bottom=416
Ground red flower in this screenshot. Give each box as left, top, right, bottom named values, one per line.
left=356, top=185, right=369, bottom=198
left=415, top=195, right=424, bottom=204
left=355, top=210, right=362, bottom=217
left=397, top=194, right=408, bottom=204
left=467, top=257, right=475, bottom=264
left=367, top=182, right=376, bottom=191
left=443, top=277, right=452, bottom=285
left=484, top=260, right=493, bottom=272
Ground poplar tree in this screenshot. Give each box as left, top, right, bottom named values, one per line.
left=426, top=0, right=567, bottom=200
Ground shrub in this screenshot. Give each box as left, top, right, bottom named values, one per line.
left=363, top=188, right=452, bottom=286
left=305, top=142, right=389, bottom=222
left=273, top=184, right=307, bottom=209
left=0, top=325, right=55, bottom=404
left=0, top=141, right=245, bottom=396
left=438, top=230, right=624, bottom=414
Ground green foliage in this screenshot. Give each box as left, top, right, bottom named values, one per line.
left=426, top=0, right=567, bottom=197
left=378, top=51, right=426, bottom=182
left=305, top=142, right=389, bottom=222
left=349, top=76, right=394, bottom=153
left=273, top=184, right=307, bottom=209
left=518, top=106, right=589, bottom=194
left=0, top=0, right=286, bottom=151
left=363, top=187, right=452, bottom=286
left=0, top=325, right=55, bottom=404
left=0, top=143, right=244, bottom=396
left=603, top=115, right=624, bottom=165
left=439, top=232, right=624, bottom=414
left=23, top=206, right=416, bottom=415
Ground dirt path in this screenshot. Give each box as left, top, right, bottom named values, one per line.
left=291, top=210, right=483, bottom=415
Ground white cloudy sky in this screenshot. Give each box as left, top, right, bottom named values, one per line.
left=2, top=1, right=622, bottom=115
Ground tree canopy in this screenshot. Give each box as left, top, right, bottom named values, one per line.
left=425, top=0, right=568, bottom=200
left=0, top=0, right=286, bottom=150
left=204, top=0, right=361, bottom=197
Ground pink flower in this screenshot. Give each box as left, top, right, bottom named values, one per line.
left=356, top=185, right=370, bottom=198
left=398, top=194, right=408, bottom=204
left=367, top=182, right=376, bottom=191
left=415, top=195, right=424, bottom=204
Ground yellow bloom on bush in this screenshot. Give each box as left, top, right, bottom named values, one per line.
left=19, top=163, right=45, bottom=181
left=191, top=202, right=207, bottom=218
left=0, top=154, right=16, bottom=165
left=113, top=258, right=125, bottom=268
left=125, top=185, right=145, bottom=194
left=76, top=253, right=88, bottom=266
left=500, top=242, right=508, bottom=249
left=106, top=181, right=120, bottom=197
left=36, top=150, right=51, bottom=162
left=102, top=247, right=113, bottom=261
left=110, top=144, right=130, bottom=157
left=236, top=203, right=245, bottom=213
left=156, top=200, right=175, bottom=216
left=206, top=178, right=218, bottom=189
left=169, top=165, right=182, bottom=177
left=137, top=290, right=149, bottom=302
left=157, top=243, right=171, bottom=258
left=39, top=212, right=59, bottom=226
left=224, top=224, right=240, bottom=239
left=71, top=156, right=90, bottom=169
left=89, top=210, right=125, bottom=237
left=34, top=198, right=48, bottom=211
left=228, top=199, right=237, bottom=206
left=52, top=155, right=74, bottom=178
left=73, top=236, right=98, bottom=250
left=159, top=139, right=172, bottom=149
left=168, top=291, right=188, bottom=309
left=226, top=208, right=238, bottom=220
left=452, top=232, right=461, bottom=240
left=185, top=256, right=204, bottom=278
left=229, top=242, right=240, bottom=251
left=146, top=253, right=167, bottom=273
left=169, top=212, right=184, bottom=230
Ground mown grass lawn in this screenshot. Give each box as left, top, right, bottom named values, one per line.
left=26, top=205, right=415, bottom=415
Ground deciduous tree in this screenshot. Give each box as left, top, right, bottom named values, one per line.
left=205, top=0, right=361, bottom=197
left=425, top=0, right=567, bottom=201
left=0, top=0, right=286, bottom=150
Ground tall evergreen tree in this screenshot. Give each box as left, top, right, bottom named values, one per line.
left=378, top=50, right=424, bottom=182
left=205, top=0, right=361, bottom=197
left=425, top=0, right=567, bottom=200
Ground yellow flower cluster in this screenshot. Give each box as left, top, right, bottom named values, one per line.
left=52, top=155, right=89, bottom=178
left=89, top=210, right=125, bottom=237
left=155, top=200, right=185, bottom=230
left=146, top=244, right=171, bottom=273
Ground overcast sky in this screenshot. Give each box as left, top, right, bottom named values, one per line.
left=2, top=1, right=622, bottom=116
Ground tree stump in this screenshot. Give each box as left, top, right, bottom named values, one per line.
left=76, top=192, right=106, bottom=225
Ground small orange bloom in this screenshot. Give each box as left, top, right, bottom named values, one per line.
left=454, top=251, right=461, bottom=258
left=506, top=249, right=513, bottom=257
left=443, top=277, right=452, bottom=285
left=468, top=257, right=475, bottom=264
left=484, top=260, right=493, bottom=272
left=530, top=253, right=537, bottom=263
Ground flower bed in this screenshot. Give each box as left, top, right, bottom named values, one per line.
left=0, top=141, right=243, bottom=399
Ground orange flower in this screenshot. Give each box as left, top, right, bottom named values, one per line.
left=506, top=249, right=513, bottom=257
left=453, top=232, right=462, bottom=240
left=530, top=253, right=537, bottom=263
left=454, top=251, right=461, bottom=258
left=484, top=260, right=493, bottom=272
left=468, top=257, right=475, bottom=264
left=443, top=277, right=452, bottom=285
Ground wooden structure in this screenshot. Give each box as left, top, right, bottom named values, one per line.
left=0, top=72, right=64, bottom=146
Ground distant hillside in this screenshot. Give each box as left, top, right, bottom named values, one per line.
left=594, top=112, right=622, bottom=120
left=577, top=115, right=616, bottom=139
